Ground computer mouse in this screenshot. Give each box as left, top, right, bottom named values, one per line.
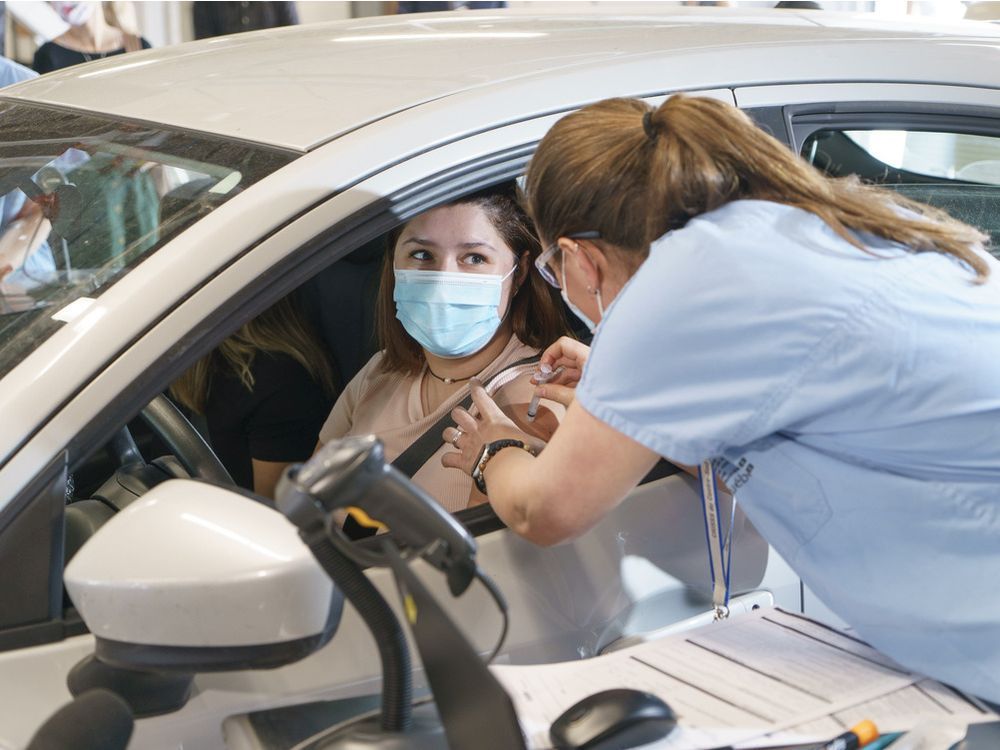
left=549, top=688, right=678, bottom=750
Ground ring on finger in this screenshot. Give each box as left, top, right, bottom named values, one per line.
left=450, top=428, right=463, bottom=448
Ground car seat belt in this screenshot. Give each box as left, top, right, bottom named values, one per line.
left=391, top=354, right=548, bottom=478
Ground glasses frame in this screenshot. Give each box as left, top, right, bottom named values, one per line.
left=535, top=231, right=602, bottom=288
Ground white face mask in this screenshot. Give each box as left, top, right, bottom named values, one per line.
left=52, top=1, right=94, bottom=27
left=560, top=248, right=604, bottom=333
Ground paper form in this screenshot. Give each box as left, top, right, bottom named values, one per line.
left=743, top=680, right=996, bottom=747
left=492, top=608, right=994, bottom=750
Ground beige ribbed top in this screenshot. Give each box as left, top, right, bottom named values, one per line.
left=318, top=335, right=561, bottom=513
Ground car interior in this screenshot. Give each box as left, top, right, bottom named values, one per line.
left=61, top=177, right=597, bottom=567
left=801, top=128, right=1000, bottom=254
left=63, top=238, right=380, bottom=556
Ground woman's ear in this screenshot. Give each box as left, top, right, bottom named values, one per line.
left=514, top=251, right=530, bottom=291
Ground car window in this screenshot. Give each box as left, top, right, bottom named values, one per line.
left=801, top=127, right=1000, bottom=256
left=0, top=100, right=296, bottom=381
left=841, top=130, right=1000, bottom=184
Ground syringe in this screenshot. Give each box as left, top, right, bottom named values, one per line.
left=526, top=364, right=564, bottom=422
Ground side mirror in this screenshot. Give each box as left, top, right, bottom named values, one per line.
left=65, top=480, right=342, bottom=674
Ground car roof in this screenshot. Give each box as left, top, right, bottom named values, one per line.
left=3, top=7, right=1000, bottom=152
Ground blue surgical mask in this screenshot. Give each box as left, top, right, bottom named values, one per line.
left=394, top=267, right=516, bottom=358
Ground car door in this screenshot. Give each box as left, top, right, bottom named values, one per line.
left=0, top=88, right=801, bottom=750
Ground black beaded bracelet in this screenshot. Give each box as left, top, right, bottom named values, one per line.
left=472, top=438, right=537, bottom=494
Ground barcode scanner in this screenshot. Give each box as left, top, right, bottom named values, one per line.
left=279, top=434, right=478, bottom=596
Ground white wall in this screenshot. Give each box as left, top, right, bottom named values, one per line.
left=297, top=1, right=354, bottom=25
left=133, top=1, right=188, bottom=47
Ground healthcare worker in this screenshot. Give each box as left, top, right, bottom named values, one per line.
left=441, top=94, right=1000, bottom=702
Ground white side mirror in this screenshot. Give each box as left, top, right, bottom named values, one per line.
left=65, top=480, right=341, bottom=672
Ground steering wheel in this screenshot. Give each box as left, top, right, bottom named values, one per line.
left=106, top=394, right=233, bottom=487
left=65, top=395, right=234, bottom=563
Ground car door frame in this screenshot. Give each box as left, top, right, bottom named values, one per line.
left=736, top=81, right=1000, bottom=148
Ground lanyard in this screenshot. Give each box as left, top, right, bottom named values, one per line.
left=699, top=460, right=736, bottom=621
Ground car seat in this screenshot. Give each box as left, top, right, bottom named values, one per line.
left=299, top=237, right=385, bottom=388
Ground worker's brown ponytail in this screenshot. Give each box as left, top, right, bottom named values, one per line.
left=524, top=94, right=990, bottom=280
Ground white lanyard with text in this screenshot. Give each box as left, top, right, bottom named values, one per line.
left=699, top=460, right=736, bottom=621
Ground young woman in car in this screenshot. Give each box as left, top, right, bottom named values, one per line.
left=443, top=95, right=1000, bottom=703
left=171, top=293, right=337, bottom=498
left=317, top=183, right=567, bottom=514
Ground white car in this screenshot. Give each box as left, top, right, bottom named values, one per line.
left=1, top=8, right=999, bottom=749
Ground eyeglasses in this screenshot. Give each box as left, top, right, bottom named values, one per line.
left=535, top=231, right=601, bottom=288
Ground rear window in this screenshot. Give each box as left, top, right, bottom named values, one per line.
left=0, top=100, right=296, bottom=380
left=801, top=127, right=1000, bottom=257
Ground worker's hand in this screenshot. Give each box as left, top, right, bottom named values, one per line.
left=530, top=382, right=574, bottom=409
left=534, top=336, right=590, bottom=386
left=530, top=336, right=590, bottom=407
left=442, top=379, right=538, bottom=476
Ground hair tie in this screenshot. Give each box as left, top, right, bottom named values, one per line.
left=642, top=111, right=659, bottom=141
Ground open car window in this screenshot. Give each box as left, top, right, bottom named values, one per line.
left=0, top=100, right=295, bottom=381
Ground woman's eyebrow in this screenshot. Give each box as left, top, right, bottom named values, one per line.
left=402, top=237, right=437, bottom=246
left=459, top=241, right=497, bottom=252
left=402, top=237, right=498, bottom=252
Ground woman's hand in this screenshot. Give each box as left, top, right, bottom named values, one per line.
left=442, top=379, right=539, bottom=476
left=530, top=336, right=591, bottom=407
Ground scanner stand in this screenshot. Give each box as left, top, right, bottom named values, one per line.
left=279, top=436, right=525, bottom=750
left=381, top=541, right=525, bottom=750
left=301, top=705, right=446, bottom=750
left=301, top=541, right=524, bottom=750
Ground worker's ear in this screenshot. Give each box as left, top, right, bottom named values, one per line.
left=559, top=238, right=605, bottom=293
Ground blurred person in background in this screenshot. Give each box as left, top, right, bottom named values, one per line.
left=0, top=51, right=34, bottom=88
left=390, top=2, right=506, bottom=13
left=33, top=1, right=150, bottom=74
left=0, top=58, right=56, bottom=298
left=193, top=2, right=298, bottom=40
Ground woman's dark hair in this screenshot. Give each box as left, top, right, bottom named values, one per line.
left=376, top=182, right=568, bottom=374
left=524, top=94, right=990, bottom=281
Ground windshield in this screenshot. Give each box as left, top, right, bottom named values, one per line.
left=0, top=99, right=295, bottom=380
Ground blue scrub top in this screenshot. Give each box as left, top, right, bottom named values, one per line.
left=0, top=58, right=35, bottom=89
left=577, top=199, right=1000, bottom=701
